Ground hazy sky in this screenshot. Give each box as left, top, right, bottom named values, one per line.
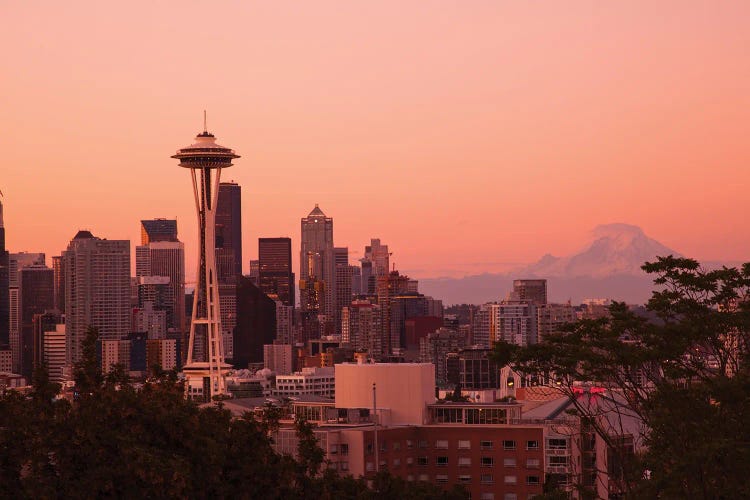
left=2, top=1, right=748, bottom=279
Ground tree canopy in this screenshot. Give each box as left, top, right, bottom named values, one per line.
left=492, top=256, right=750, bottom=498
left=0, top=325, right=468, bottom=499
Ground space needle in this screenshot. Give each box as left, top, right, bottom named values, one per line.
left=172, top=115, right=239, bottom=400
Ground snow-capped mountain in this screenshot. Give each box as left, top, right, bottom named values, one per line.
left=521, top=223, right=678, bottom=278
left=418, top=224, right=682, bottom=305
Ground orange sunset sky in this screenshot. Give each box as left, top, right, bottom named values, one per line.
left=1, top=1, right=749, bottom=279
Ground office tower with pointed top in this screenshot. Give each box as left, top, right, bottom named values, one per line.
left=172, top=125, right=238, bottom=401
left=299, top=205, right=335, bottom=334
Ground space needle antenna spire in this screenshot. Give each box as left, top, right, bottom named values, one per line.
left=172, top=116, right=240, bottom=401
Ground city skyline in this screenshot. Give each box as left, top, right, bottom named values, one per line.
left=3, top=2, right=750, bottom=280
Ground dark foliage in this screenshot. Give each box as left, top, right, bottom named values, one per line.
left=0, top=327, right=469, bottom=499
left=492, top=256, right=750, bottom=499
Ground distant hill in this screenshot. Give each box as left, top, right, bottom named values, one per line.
left=418, top=223, right=726, bottom=305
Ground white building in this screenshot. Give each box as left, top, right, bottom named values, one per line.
left=100, top=339, right=130, bottom=375
left=275, top=366, right=335, bottom=398
left=335, top=362, right=435, bottom=426
left=43, top=323, right=67, bottom=382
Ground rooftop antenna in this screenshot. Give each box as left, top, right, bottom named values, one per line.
left=203, top=110, right=207, bottom=133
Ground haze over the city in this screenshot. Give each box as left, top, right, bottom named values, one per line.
left=2, top=1, right=748, bottom=280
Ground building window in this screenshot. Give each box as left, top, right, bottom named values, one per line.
left=458, top=457, right=472, bottom=468
left=366, top=462, right=374, bottom=472
left=393, top=458, right=401, bottom=467
left=481, top=474, right=494, bottom=485
left=406, top=440, right=414, bottom=449
left=526, top=475, right=540, bottom=485
left=526, top=458, right=540, bottom=468
left=393, top=441, right=401, bottom=451
left=435, top=439, right=449, bottom=449
left=418, top=474, right=429, bottom=482
left=330, top=444, right=338, bottom=455
left=526, top=440, right=539, bottom=450
left=503, top=457, right=516, bottom=467
left=417, top=457, right=428, bottom=466
left=502, top=494, right=516, bottom=500
left=457, top=439, right=471, bottom=449
left=459, top=475, right=472, bottom=483
left=436, top=474, right=449, bottom=484
left=481, top=457, right=494, bottom=468
left=480, top=440, right=494, bottom=450
left=503, top=440, right=516, bottom=450
left=480, top=493, right=495, bottom=500
left=418, top=440, right=429, bottom=449
left=407, top=457, right=414, bottom=465
left=437, top=456, right=449, bottom=467
left=548, top=438, right=567, bottom=449
left=340, top=443, right=349, bottom=456
left=407, top=475, right=414, bottom=482
left=366, top=443, right=373, bottom=454
left=549, top=456, right=568, bottom=466
left=504, top=475, right=517, bottom=484
left=340, top=462, right=349, bottom=471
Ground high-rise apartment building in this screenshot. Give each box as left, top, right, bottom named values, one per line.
left=275, top=301, right=295, bottom=345
left=42, top=323, right=66, bottom=383
left=419, top=327, right=466, bottom=385
left=511, top=279, right=547, bottom=306
left=62, top=231, right=130, bottom=365
left=342, top=300, right=382, bottom=355
left=216, top=181, right=242, bottom=279
left=0, top=198, right=7, bottom=350
left=258, top=237, right=294, bottom=307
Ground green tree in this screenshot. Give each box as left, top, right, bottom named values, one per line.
left=492, top=256, right=750, bottom=498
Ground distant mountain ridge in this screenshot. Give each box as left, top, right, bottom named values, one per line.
left=418, top=223, right=701, bottom=305
left=519, top=223, right=679, bottom=278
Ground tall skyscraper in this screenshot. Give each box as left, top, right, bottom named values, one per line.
left=333, top=247, right=351, bottom=336
left=135, top=219, right=185, bottom=336
left=233, top=277, right=276, bottom=369
left=364, top=238, right=390, bottom=277
left=172, top=125, right=238, bottom=400
left=299, top=204, right=334, bottom=321
left=20, top=264, right=54, bottom=378
left=216, top=181, right=242, bottom=279
left=62, top=231, right=130, bottom=365
left=0, top=197, right=8, bottom=350
left=258, top=237, right=294, bottom=307
left=141, top=218, right=178, bottom=244
left=52, top=255, right=64, bottom=312
left=376, top=270, right=412, bottom=355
